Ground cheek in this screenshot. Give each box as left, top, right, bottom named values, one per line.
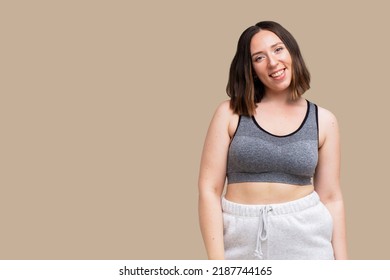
left=256, top=72, right=270, bottom=85
left=282, top=53, right=293, bottom=65
left=253, top=65, right=268, bottom=78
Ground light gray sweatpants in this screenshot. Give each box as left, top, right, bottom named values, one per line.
left=222, top=191, right=334, bottom=260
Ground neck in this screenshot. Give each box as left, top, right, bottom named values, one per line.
left=262, top=89, right=295, bottom=104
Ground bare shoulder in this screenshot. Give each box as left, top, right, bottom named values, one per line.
left=210, top=100, right=239, bottom=138
left=317, top=106, right=339, bottom=129
left=212, top=100, right=234, bottom=124
left=214, top=100, right=233, bottom=117
left=317, top=105, right=340, bottom=147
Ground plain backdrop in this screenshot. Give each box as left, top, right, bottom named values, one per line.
left=1, top=0, right=389, bottom=259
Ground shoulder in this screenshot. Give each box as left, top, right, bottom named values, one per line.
left=210, top=100, right=238, bottom=124
left=214, top=100, right=233, bottom=116
left=211, top=100, right=240, bottom=138
left=316, top=105, right=340, bottom=147
left=317, top=105, right=339, bottom=128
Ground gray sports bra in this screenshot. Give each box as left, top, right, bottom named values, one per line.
left=227, top=100, right=318, bottom=185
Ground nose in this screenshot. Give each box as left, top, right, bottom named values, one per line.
left=268, top=54, right=279, bottom=68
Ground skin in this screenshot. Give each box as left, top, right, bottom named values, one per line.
left=198, top=30, right=348, bottom=259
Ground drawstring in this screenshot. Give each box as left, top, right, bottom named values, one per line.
left=254, top=206, right=273, bottom=259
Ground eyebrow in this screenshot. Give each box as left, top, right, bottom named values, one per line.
left=251, top=42, right=284, bottom=58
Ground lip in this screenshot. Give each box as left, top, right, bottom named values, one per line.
left=269, top=68, right=286, bottom=79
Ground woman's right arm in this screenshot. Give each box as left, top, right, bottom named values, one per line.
left=198, top=101, right=233, bottom=260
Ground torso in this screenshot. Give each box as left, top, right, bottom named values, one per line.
left=225, top=182, right=314, bottom=204
left=226, top=97, right=320, bottom=204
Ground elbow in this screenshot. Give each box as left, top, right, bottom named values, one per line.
left=318, top=186, right=344, bottom=205
left=198, top=180, right=225, bottom=218
left=198, top=179, right=225, bottom=199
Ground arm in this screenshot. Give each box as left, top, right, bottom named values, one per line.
left=314, top=107, right=348, bottom=260
left=198, top=101, right=233, bottom=260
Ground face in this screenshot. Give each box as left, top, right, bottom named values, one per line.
left=250, top=30, right=293, bottom=94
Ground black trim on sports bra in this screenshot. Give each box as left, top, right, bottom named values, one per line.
left=251, top=99, right=310, bottom=138
left=229, top=115, right=242, bottom=147
left=314, top=104, right=319, bottom=148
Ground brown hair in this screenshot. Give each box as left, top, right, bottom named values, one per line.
left=226, top=21, right=311, bottom=116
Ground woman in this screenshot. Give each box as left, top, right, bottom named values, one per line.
left=198, top=21, right=347, bottom=260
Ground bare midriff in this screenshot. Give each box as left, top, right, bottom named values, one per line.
left=225, top=182, right=314, bottom=204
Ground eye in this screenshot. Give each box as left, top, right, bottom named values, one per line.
left=275, top=46, right=284, bottom=53
left=254, top=55, right=265, bottom=62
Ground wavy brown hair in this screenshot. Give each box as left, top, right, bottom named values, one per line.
left=226, top=21, right=311, bottom=116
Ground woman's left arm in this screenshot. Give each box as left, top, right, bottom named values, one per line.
left=314, top=107, right=348, bottom=260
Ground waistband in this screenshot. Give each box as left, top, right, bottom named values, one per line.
left=221, top=191, right=320, bottom=217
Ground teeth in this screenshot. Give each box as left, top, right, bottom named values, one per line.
left=271, top=69, right=284, bottom=78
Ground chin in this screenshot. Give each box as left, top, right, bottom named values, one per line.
left=269, top=83, right=291, bottom=93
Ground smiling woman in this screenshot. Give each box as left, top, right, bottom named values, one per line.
left=198, top=21, right=348, bottom=260
left=250, top=31, right=293, bottom=93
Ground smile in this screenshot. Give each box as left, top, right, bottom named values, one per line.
left=269, top=68, right=285, bottom=78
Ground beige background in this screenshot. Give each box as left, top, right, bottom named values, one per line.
left=1, top=0, right=389, bottom=259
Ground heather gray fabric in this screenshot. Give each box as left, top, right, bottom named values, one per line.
left=222, top=191, right=334, bottom=260
left=227, top=100, right=318, bottom=185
